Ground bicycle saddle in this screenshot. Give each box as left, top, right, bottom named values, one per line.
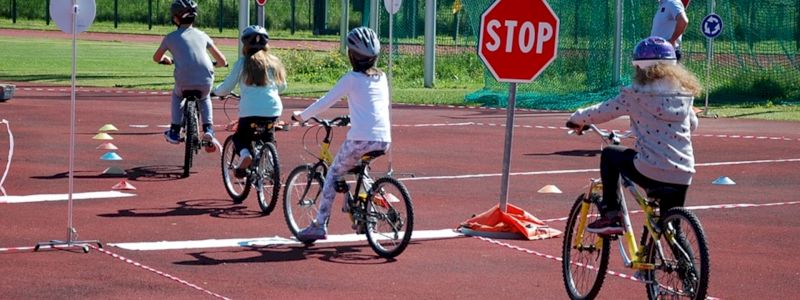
left=182, top=90, right=203, bottom=99
left=645, top=187, right=680, bottom=200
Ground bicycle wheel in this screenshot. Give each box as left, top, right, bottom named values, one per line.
left=255, top=142, right=281, bottom=215
left=562, top=193, right=610, bottom=300
left=182, top=100, right=199, bottom=178
left=365, top=177, right=414, bottom=258
left=644, top=207, right=710, bottom=300
left=283, top=164, right=324, bottom=237
left=221, top=135, right=250, bottom=203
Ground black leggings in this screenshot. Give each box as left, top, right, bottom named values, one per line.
left=233, top=116, right=278, bottom=155
left=599, top=145, right=689, bottom=217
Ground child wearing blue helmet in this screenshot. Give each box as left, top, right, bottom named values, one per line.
left=213, top=25, right=287, bottom=177
left=566, top=36, right=702, bottom=235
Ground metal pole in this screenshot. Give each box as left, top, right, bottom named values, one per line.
left=148, top=0, right=152, bottom=30
left=291, top=0, right=297, bottom=35
left=258, top=5, right=265, bottom=27
left=498, top=83, right=517, bottom=213
left=612, top=0, right=622, bottom=85
left=219, top=0, right=224, bottom=33
left=423, top=0, right=436, bottom=88
left=239, top=0, right=250, bottom=58
left=340, top=0, right=348, bottom=54
left=68, top=0, right=78, bottom=239
left=12, top=0, right=17, bottom=23
left=46, top=0, right=51, bottom=25
left=703, top=0, right=715, bottom=116
left=114, top=0, right=118, bottom=28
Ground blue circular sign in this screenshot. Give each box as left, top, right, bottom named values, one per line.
left=701, top=13, right=723, bottom=39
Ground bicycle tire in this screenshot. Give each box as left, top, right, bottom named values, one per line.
left=182, top=100, right=199, bottom=178
left=365, top=177, right=414, bottom=258
left=644, top=207, right=710, bottom=300
left=562, top=193, right=610, bottom=300
left=283, top=164, right=324, bottom=238
left=255, top=142, right=281, bottom=215
left=221, top=135, right=250, bottom=203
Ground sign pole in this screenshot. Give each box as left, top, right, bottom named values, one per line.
left=498, top=83, right=516, bottom=212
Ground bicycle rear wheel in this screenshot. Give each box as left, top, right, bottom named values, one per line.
left=562, top=193, right=610, bottom=300
left=255, top=142, right=280, bottom=215
left=644, top=207, right=710, bottom=300
left=221, top=135, right=250, bottom=203
left=365, top=177, right=413, bottom=258
left=182, top=100, right=199, bottom=178
left=283, top=164, right=324, bottom=237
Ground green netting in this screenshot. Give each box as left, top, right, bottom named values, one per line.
left=462, top=0, right=800, bottom=110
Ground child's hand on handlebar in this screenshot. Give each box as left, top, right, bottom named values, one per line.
left=158, top=57, right=173, bottom=65
left=565, top=121, right=589, bottom=135
left=291, top=111, right=304, bottom=123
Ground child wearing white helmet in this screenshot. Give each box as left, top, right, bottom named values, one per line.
left=213, top=25, right=287, bottom=178
left=153, top=0, right=227, bottom=148
left=566, top=36, right=702, bottom=235
left=291, top=27, right=391, bottom=242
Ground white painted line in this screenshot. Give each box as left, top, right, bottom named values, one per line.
left=110, top=229, right=464, bottom=251
left=0, top=191, right=136, bottom=204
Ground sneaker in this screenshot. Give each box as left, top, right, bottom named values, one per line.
left=586, top=215, right=623, bottom=235
left=164, top=129, right=180, bottom=144
left=202, top=131, right=218, bottom=153
left=296, top=222, right=327, bottom=242
left=234, top=149, right=253, bottom=178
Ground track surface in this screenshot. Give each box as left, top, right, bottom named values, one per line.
left=2, top=29, right=800, bottom=299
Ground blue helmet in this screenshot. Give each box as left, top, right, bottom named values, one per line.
left=632, top=36, right=677, bottom=68
left=241, top=25, right=269, bottom=48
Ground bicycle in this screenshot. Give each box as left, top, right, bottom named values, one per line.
left=562, top=124, right=710, bottom=300
left=218, top=93, right=282, bottom=215
left=282, top=115, right=414, bottom=258
left=159, top=59, right=224, bottom=178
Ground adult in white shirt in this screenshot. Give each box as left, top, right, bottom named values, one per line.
left=651, top=0, right=690, bottom=60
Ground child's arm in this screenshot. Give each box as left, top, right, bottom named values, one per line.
left=567, top=88, right=630, bottom=127
left=207, top=43, right=227, bottom=67
left=295, top=75, right=351, bottom=122
left=152, top=43, right=171, bottom=64
left=213, top=59, right=243, bottom=96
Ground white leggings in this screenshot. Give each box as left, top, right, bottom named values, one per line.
left=315, top=140, right=390, bottom=225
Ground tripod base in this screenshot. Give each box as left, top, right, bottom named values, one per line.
left=34, top=228, right=103, bottom=253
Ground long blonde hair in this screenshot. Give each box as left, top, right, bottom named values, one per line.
left=242, top=42, right=286, bottom=87
left=634, top=63, right=702, bottom=97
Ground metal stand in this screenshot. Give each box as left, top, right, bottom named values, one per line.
left=35, top=0, right=101, bottom=253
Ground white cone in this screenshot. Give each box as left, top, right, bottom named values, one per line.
left=537, top=185, right=562, bottom=194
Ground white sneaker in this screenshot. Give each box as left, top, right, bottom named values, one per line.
left=235, top=149, right=253, bottom=178
left=203, top=132, right=218, bottom=153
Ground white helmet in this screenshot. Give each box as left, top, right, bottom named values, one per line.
left=346, top=27, right=380, bottom=58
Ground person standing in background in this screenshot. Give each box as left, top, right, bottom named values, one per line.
left=651, top=0, right=690, bottom=60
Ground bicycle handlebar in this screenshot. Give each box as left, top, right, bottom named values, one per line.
left=296, top=115, right=350, bottom=128
left=569, top=124, right=634, bottom=146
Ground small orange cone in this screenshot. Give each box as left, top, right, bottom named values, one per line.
left=96, top=142, right=119, bottom=150
left=111, top=180, right=136, bottom=190
left=537, top=185, right=562, bottom=193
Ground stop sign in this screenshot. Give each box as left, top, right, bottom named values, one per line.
left=256, top=0, right=267, bottom=6
left=478, top=0, right=559, bottom=83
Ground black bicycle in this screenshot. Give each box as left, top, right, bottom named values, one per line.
left=219, top=97, right=282, bottom=215
left=283, top=116, right=414, bottom=258
left=177, top=90, right=216, bottom=178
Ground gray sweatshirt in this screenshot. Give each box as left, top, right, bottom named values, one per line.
left=568, top=79, right=698, bottom=185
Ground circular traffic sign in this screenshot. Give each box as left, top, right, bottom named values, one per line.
left=256, top=0, right=267, bottom=6
left=50, top=0, right=96, bottom=34
left=478, top=0, right=559, bottom=83
left=701, top=13, right=723, bottom=39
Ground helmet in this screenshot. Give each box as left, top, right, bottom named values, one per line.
left=241, top=25, right=269, bottom=48
left=346, top=27, right=380, bottom=58
left=171, top=0, right=198, bottom=19
left=632, top=36, right=677, bottom=68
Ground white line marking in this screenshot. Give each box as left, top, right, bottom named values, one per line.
left=110, top=229, right=464, bottom=251
left=0, top=191, right=136, bottom=204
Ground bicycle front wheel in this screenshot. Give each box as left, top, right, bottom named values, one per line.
left=221, top=136, right=250, bottom=203
left=255, top=143, right=281, bottom=215
left=365, top=177, right=414, bottom=258
left=283, top=164, right=324, bottom=237
left=562, top=193, right=610, bottom=300
left=644, top=207, right=710, bottom=300
left=182, top=100, right=199, bottom=178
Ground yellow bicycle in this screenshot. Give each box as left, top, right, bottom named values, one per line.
left=562, top=124, right=710, bottom=300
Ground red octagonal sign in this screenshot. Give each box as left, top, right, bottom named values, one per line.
left=478, top=0, right=559, bottom=83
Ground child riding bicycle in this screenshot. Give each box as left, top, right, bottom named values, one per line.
left=291, top=27, right=392, bottom=241
left=565, top=36, right=702, bottom=236
left=213, top=25, right=287, bottom=178
left=152, top=0, right=227, bottom=150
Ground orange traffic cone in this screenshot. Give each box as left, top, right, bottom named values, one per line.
left=111, top=180, right=136, bottom=190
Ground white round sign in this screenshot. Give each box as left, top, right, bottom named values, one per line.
left=50, top=0, right=96, bottom=34
left=383, top=0, right=402, bottom=15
